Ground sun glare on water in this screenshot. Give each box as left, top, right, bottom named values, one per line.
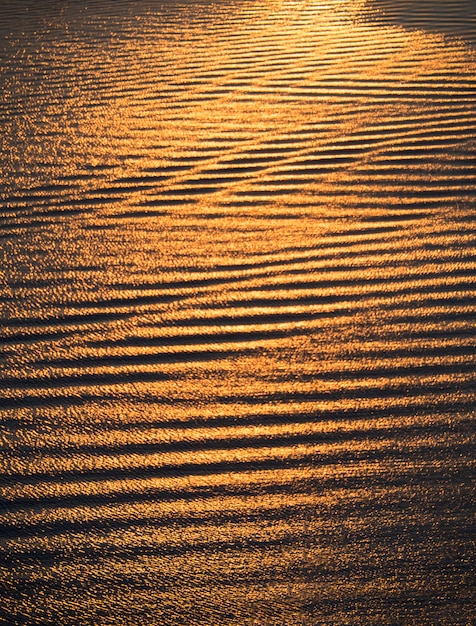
left=0, top=0, right=475, bottom=624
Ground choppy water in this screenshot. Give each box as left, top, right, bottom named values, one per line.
left=1, top=0, right=475, bottom=624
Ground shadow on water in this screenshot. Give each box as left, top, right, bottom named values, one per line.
left=364, top=0, right=476, bottom=46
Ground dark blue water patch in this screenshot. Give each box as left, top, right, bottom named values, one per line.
left=365, top=0, right=476, bottom=47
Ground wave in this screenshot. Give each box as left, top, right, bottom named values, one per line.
left=1, top=0, right=475, bottom=624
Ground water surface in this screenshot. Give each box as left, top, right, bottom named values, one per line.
left=1, top=0, right=475, bottom=624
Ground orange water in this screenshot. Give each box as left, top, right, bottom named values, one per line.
left=1, top=0, right=475, bottom=624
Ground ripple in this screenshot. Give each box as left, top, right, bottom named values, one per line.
left=1, top=0, right=475, bottom=624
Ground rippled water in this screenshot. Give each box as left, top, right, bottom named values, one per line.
left=1, top=0, right=475, bottom=624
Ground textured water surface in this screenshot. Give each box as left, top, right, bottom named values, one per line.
left=1, top=0, right=475, bottom=624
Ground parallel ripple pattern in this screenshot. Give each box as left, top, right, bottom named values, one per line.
left=1, top=0, right=475, bottom=624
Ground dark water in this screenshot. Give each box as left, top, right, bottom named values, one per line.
left=1, top=0, right=475, bottom=624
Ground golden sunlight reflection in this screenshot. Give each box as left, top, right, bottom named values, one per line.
left=1, top=0, right=475, bottom=623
